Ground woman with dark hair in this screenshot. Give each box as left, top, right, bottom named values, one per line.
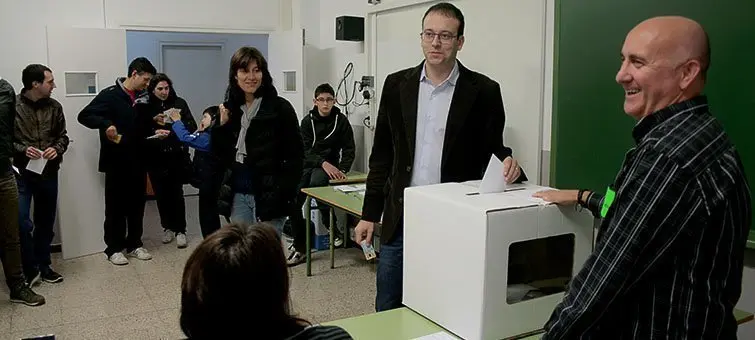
left=212, top=46, right=304, bottom=235
left=138, top=73, right=196, bottom=248
left=180, top=222, right=352, bottom=339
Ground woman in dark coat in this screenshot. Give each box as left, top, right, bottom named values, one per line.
left=212, top=46, right=303, bottom=235
left=138, top=73, right=196, bottom=248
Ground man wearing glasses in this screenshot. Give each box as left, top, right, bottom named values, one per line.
left=286, top=83, right=356, bottom=266
left=355, top=2, right=526, bottom=311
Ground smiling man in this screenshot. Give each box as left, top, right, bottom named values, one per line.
left=355, top=2, right=526, bottom=312
left=536, top=16, right=751, bottom=339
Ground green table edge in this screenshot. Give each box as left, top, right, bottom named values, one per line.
left=325, top=307, right=753, bottom=340
left=747, top=231, right=755, bottom=250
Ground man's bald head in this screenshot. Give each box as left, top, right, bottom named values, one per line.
left=616, top=16, right=710, bottom=119
left=632, top=16, right=710, bottom=80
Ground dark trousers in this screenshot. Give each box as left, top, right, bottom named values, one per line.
left=194, top=151, right=222, bottom=238
left=0, top=169, right=24, bottom=289
left=376, top=224, right=404, bottom=312
left=104, top=169, right=146, bottom=257
left=17, top=171, right=58, bottom=277
left=290, top=168, right=332, bottom=251
left=148, top=167, right=186, bottom=234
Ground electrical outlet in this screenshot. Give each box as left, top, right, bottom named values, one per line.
left=361, top=75, right=374, bottom=88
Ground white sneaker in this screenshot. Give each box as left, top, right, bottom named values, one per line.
left=108, top=252, right=129, bottom=265
left=127, top=247, right=153, bottom=261
left=176, top=233, right=187, bottom=249
left=162, top=229, right=174, bottom=244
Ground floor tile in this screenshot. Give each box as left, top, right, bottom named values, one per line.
left=10, top=299, right=63, bottom=332
left=0, top=198, right=378, bottom=337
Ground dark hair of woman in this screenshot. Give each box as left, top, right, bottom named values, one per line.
left=180, top=222, right=309, bottom=339
left=225, top=46, right=278, bottom=106
left=146, top=72, right=180, bottom=106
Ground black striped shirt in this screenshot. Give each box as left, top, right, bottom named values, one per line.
left=286, top=325, right=353, bottom=340
left=543, top=96, right=752, bottom=339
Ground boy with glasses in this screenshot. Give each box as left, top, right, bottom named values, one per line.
left=287, top=83, right=355, bottom=266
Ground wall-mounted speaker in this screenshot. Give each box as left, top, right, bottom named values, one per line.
left=336, top=16, right=364, bottom=42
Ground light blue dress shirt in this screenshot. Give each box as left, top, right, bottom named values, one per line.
left=409, top=61, right=460, bottom=187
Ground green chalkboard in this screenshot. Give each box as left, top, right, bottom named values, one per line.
left=550, top=0, right=755, bottom=234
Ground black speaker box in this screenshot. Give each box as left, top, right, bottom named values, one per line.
left=336, top=16, right=364, bottom=42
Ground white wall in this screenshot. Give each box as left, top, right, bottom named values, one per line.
left=303, top=0, right=371, bottom=171
left=0, top=0, right=106, bottom=89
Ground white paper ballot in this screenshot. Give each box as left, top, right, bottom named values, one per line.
left=26, top=159, right=48, bottom=175
left=478, top=154, right=506, bottom=194
left=26, top=150, right=48, bottom=175
left=413, top=331, right=458, bottom=340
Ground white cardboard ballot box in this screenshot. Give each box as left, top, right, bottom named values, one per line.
left=403, top=182, right=594, bottom=340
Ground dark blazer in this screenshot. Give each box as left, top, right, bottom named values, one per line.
left=362, top=61, right=527, bottom=243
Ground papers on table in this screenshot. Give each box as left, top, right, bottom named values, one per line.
left=413, top=331, right=458, bottom=340
left=479, top=154, right=507, bottom=194
left=333, top=184, right=366, bottom=193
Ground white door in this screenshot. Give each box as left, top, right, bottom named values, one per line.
left=46, top=26, right=127, bottom=259
left=268, top=29, right=305, bottom=119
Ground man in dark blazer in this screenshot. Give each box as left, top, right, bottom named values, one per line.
left=355, top=2, right=527, bottom=312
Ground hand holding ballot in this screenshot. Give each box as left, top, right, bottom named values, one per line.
left=502, top=156, right=521, bottom=184
left=42, top=147, right=58, bottom=160
left=26, top=146, right=42, bottom=160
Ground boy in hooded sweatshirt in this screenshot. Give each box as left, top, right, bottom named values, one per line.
left=287, top=83, right=355, bottom=266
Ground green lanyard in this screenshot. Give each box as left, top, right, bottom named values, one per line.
left=600, top=186, right=616, bottom=218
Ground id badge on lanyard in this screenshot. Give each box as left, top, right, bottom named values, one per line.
left=600, top=185, right=617, bottom=218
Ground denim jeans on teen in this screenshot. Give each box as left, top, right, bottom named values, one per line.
left=16, top=171, right=58, bottom=277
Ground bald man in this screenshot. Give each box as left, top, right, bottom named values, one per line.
left=536, top=16, right=751, bottom=339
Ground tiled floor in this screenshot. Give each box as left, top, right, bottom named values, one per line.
left=0, top=197, right=377, bottom=339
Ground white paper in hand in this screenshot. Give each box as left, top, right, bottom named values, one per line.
left=478, top=154, right=506, bottom=194
left=26, top=149, right=48, bottom=175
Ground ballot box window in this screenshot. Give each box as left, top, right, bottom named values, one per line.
left=506, top=233, right=575, bottom=304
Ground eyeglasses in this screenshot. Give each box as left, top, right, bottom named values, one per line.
left=420, top=31, right=458, bottom=43
left=316, top=97, right=335, bottom=103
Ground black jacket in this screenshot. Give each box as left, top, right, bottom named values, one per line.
left=0, top=79, right=15, bottom=173
left=213, top=91, right=304, bottom=221
left=301, top=106, right=355, bottom=173
left=78, top=78, right=149, bottom=173
left=136, top=87, right=196, bottom=172
left=363, top=61, right=527, bottom=243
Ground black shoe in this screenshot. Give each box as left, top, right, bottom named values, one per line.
left=287, top=250, right=305, bottom=267
left=25, top=270, right=41, bottom=287
left=40, top=267, right=64, bottom=283
left=10, top=284, right=45, bottom=306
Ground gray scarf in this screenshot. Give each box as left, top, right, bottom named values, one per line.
left=235, top=98, right=262, bottom=163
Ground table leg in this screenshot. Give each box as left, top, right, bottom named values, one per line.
left=329, top=207, right=335, bottom=269
left=305, top=196, right=312, bottom=277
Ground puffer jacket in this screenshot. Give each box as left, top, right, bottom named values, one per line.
left=0, top=79, right=15, bottom=173
left=13, top=89, right=70, bottom=177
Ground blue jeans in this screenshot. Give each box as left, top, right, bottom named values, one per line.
left=230, top=193, right=286, bottom=235
left=17, top=172, right=58, bottom=276
left=376, top=224, right=404, bottom=312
